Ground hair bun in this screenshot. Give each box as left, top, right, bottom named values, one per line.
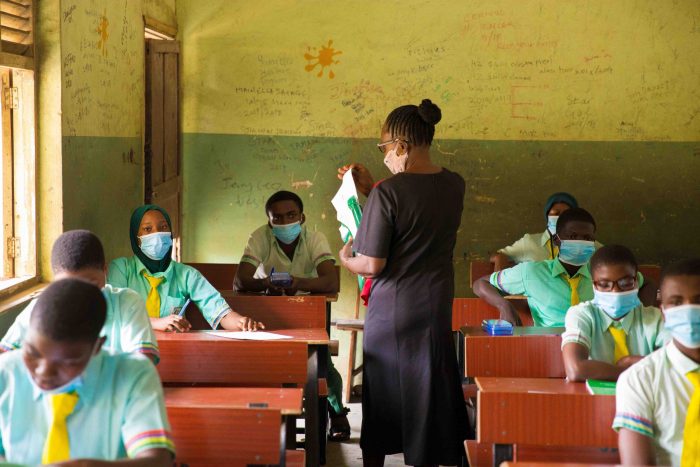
left=417, top=99, right=441, bottom=125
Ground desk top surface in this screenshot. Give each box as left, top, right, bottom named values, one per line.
left=155, top=328, right=330, bottom=344
left=164, top=387, right=303, bottom=415
left=476, top=377, right=605, bottom=396
left=221, top=290, right=338, bottom=302
left=461, top=326, right=564, bottom=337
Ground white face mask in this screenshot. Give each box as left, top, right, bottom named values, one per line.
left=383, top=146, right=408, bottom=174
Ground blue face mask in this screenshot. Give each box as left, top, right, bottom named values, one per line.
left=547, top=216, right=558, bottom=235
left=558, top=240, right=596, bottom=266
left=271, top=221, right=302, bottom=245
left=139, top=232, right=172, bottom=260
left=592, top=289, right=641, bottom=319
left=664, top=304, right=700, bottom=349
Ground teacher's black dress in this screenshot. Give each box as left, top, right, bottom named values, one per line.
left=354, top=168, right=470, bottom=465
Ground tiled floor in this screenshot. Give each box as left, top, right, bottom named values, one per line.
left=325, top=402, right=407, bottom=466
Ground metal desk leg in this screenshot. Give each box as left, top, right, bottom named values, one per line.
left=493, top=443, right=513, bottom=466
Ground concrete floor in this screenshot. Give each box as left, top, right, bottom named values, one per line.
left=325, top=402, right=407, bottom=467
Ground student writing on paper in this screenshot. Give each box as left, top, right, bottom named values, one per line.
left=233, top=190, right=350, bottom=441
left=562, top=245, right=668, bottom=382
left=0, top=279, right=175, bottom=465
left=614, top=258, right=700, bottom=467
left=107, top=205, right=263, bottom=332
left=473, top=208, right=656, bottom=326
left=1, top=230, right=160, bottom=364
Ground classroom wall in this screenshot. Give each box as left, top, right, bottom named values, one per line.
left=36, top=0, right=177, bottom=277
left=177, top=0, right=700, bottom=305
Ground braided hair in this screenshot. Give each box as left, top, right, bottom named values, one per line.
left=382, top=99, right=442, bottom=146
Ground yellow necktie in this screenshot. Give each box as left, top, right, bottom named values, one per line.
left=42, top=391, right=79, bottom=463
left=608, top=325, right=629, bottom=363
left=545, top=239, right=559, bottom=260
left=566, top=275, right=581, bottom=305
left=682, top=371, right=700, bottom=466
left=143, top=273, right=164, bottom=318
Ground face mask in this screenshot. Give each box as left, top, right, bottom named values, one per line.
left=139, top=232, right=172, bottom=260
left=558, top=240, right=596, bottom=266
left=547, top=216, right=558, bottom=235
left=663, top=304, right=700, bottom=349
left=271, top=221, right=302, bottom=245
left=592, top=289, right=641, bottom=319
left=383, top=146, right=408, bottom=175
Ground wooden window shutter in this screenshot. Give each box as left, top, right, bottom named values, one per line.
left=0, top=0, right=33, bottom=69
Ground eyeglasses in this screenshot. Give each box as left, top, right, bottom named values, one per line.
left=593, top=276, right=637, bottom=292
left=376, top=138, right=409, bottom=154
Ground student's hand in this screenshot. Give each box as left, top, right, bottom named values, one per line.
left=339, top=238, right=354, bottom=266
left=283, top=276, right=300, bottom=296
left=238, top=316, right=265, bottom=331
left=616, top=355, right=644, bottom=369
left=337, top=163, right=374, bottom=197
left=498, top=304, right=522, bottom=326
left=152, top=315, right=192, bottom=333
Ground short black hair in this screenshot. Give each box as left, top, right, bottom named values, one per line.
left=51, top=230, right=105, bottom=273
left=31, top=279, right=106, bottom=343
left=265, top=191, right=303, bottom=215
left=383, top=99, right=442, bottom=146
left=661, top=258, right=700, bottom=286
left=590, top=245, right=638, bottom=273
left=556, top=207, right=597, bottom=234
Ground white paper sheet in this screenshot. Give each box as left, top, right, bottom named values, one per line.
left=331, top=169, right=361, bottom=242
left=204, top=331, right=293, bottom=341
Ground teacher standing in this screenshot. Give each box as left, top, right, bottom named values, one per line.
left=339, top=99, right=469, bottom=466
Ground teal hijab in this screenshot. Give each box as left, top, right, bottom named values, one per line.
left=130, top=204, right=173, bottom=274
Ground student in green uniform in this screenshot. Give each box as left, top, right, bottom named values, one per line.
left=473, top=208, right=656, bottom=327
left=491, top=192, right=579, bottom=271
left=614, top=258, right=700, bottom=466
left=234, top=191, right=350, bottom=441
left=108, top=205, right=263, bottom=332
left=1, top=230, right=159, bottom=364
left=0, top=279, right=174, bottom=465
left=562, top=245, right=667, bottom=382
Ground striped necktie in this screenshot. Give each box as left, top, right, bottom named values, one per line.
left=566, top=275, right=581, bottom=306
left=143, top=272, right=164, bottom=318
left=682, top=371, right=700, bottom=466
left=608, top=325, right=629, bottom=363
left=42, top=391, right=79, bottom=463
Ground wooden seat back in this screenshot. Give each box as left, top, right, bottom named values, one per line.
left=185, top=262, right=238, bottom=290
left=452, top=297, right=534, bottom=330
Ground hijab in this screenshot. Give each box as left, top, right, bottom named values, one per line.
left=129, top=204, right=173, bottom=274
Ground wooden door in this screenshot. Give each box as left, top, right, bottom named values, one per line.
left=145, top=39, right=180, bottom=259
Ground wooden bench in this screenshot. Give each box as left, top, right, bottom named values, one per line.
left=476, top=377, right=617, bottom=466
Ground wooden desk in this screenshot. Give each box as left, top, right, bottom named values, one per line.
left=501, top=463, right=627, bottom=467
left=164, top=387, right=304, bottom=415
left=452, top=297, right=533, bottom=331
left=461, top=326, right=565, bottom=379
left=156, top=329, right=329, bottom=467
left=169, top=405, right=285, bottom=465
left=476, top=377, right=617, bottom=466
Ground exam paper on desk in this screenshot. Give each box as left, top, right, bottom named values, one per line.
left=205, top=331, right=292, bottom=340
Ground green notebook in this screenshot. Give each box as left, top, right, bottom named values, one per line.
left=586, top=379, right=617, bottom=395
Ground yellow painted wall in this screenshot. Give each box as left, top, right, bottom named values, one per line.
left=179, top=0, right=700, bottom=142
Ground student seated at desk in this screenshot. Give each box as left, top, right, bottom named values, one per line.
left=0, top=279, right=174, bottom=465
left=614, top=258, right=700, bottom=467
left=473, top=208, right=656, bottom=327
left=562, top=245, right=667, bottom=382
left=491, top=192, right=580, bottom=271
left=234, top=190, right=338, bottom=295
left=108, top=205, right=263, bottom=332
left=233, top=190, right=351, bottom=442
left=1, top=230, right=159, bottom=364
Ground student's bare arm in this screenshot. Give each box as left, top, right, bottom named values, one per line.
left=638, top=278, right=658, bottom=307
left=50, top=447, right=173, bottom=467
left=618, top=428, right=656, bottom=465
left=293, top=260, right=339, bottom=294
left=234, top=262, right=270, bottom=292
left=219, top=310, right=265, bottom=331
left=562, top=342, right=623, bottom=382
left=472, top=276, right=523, bottom=326
left=490, top=253, right=513, bottom=272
